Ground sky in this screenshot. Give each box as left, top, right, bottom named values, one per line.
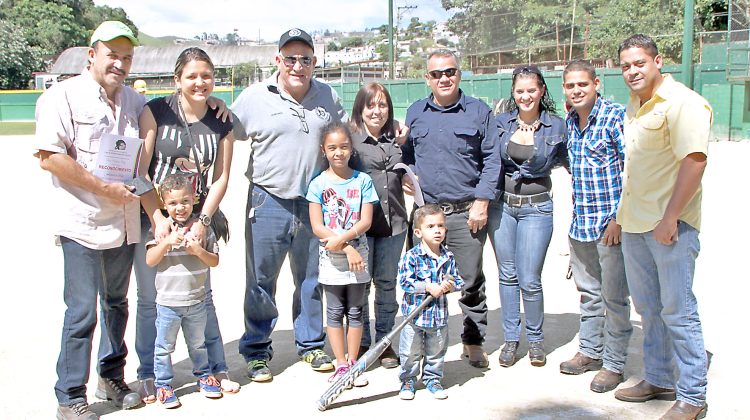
left=95, top=0, right=453, bottom=41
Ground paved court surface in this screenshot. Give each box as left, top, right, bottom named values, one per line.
left=2, top=137, right=748, bottom=419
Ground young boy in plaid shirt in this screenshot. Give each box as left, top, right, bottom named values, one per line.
left=397, top=204, right=464, bottom=400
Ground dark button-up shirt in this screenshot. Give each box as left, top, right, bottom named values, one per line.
left=402, top=91, right=500, bottom=203
left=349, top=130, right=408, bottom=237
left=496, top=110, right=568, bottom=190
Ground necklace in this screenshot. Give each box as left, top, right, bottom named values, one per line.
left=517, top=119, right=541, bottom=132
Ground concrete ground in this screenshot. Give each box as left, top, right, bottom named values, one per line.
left=2, top=137, right=748, bottom=419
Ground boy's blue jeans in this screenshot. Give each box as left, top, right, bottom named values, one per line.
left=398, top=322, right=448, bottom=386
left=154, top=301, right=210, bottom=387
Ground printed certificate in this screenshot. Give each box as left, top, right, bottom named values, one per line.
left=93, top=133, right=143, bottom=183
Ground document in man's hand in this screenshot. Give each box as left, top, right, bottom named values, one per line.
left=93, top=133, right=143, bottom=183
left=394, top=163, right=425, bottom=207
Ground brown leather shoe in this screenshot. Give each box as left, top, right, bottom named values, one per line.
left=379, top=346, right=399, bottom=369
left=659, top=401, right=708, bottom=420
left=463, top=344, right=489, bottom=368
left=615, top=380, right=676, bottom=402
left=560, top=352, right=603, bottom=375
left=590, top=368, right=624, bottom=393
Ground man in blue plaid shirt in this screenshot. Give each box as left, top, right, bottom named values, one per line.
left=397, top=204, right=464, bottom=401
left=559, top=60, right=633, bottom=394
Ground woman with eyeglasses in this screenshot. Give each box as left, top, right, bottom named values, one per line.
left=347, top=82, right=408, bottom=369
left=134, top=47, right=239, bottom=404
left=488, top=64, right=567, bottom=369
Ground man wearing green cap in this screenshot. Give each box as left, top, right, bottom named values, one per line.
left=34, top=21, right=144, bottom=419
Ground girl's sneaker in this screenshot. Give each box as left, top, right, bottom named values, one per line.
left=198, top=375, right=223, bottom=399
left=156, top=385, right=181, bottom=409
left=328, top=363, right=351, bottom=388
left=214, top=372, right=240, bottom=394
left=348, top=360, right=368, bottom=387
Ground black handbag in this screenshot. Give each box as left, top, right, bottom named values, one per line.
left=176, top=95, right=230, bottom=242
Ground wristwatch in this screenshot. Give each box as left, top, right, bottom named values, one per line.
left=198, top=213, right=211, bottom=227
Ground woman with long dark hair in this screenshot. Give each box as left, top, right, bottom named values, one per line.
left=488, top=64, right=567, bottom=369
left=348, top=82, right=408, bottom=369
left=134, top=47, right=238, bottom=403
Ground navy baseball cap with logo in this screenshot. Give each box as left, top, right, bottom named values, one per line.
left=279, top=28, right=314, bottom=51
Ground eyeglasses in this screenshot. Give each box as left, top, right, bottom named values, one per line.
left=427, top=68, right=459, bottom=79
left=289, top=107, right=309, bottom=133
left=512, top=65, right=543, bottom=76
left=282, top=55, right=313, bottom=67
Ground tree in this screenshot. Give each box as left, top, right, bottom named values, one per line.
left=341, top=37, right=365, bottom=48
left=1, top=0, right=87, bottom=56
left=225, top=32, right=239, bottom=45
left=327, top=41, right=341, bottom=52
left=0, top=20, right=44, bottom=89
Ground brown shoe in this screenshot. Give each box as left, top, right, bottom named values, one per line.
left=590, top=368, right=624, bottom=393
left=560, top=352, right=603, bottom=375
left=379, top=346, right=399, bottom=369
left=659, top=401, right=708, bottom=420
left=615, top=380, right=676, bottom=402
left=463, top=344, right=489, bottom=368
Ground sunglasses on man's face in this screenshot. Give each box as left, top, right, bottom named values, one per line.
left=427, top=68, right=459, bottom=79
left=282, top=55, right=313, bottom=67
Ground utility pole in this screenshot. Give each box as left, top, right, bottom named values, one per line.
left=388, top=0, right=394, bottom=79
left=395, top=4, right=417, bottom=71
left=569, top=0, right=577, bottom=61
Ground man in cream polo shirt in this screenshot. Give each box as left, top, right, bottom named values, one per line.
left=613, top=34, right=711, bottom=420
left=34, top=21, right=145, bottom=419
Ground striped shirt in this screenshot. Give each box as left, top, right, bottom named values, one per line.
left=398, top=243, right=464, bottom=328
left=566, top=96, right=626, bottom=242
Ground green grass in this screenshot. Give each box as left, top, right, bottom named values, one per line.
left=138, top=32, right=181, bottom=47
left=0, top=122, right=35, bottom=135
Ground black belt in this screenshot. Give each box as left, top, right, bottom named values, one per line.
left=501, top=191, right=551, bottom=207
left=438, top=200, right=473, bottom=215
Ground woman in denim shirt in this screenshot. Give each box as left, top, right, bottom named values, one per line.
left=488, top=65, right=567, bottom=369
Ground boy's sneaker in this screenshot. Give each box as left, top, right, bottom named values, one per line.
left=246, top=359, right=272, bottom=382
left=348, top=360, right=369, bottom=387
left=399, top=380, right=416, bottom=400
left=328, top=363, right=351, bottom=388
left=301, top=349, right=334, bottom=371
left=214, top=372, right=240, bottom=394
left=94, top=376, right=141, bottom=409
left=198, top=375, right=223, bottom=399
left=426, top=381, right=448, bottom=400
left=156, top=385, right=181, bottom=409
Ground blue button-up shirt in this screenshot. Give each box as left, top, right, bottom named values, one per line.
left=398, top=242, right=464, bottom=328
left=496, top=110, right=568, bottom=188
left=402, top=91, right=500, bottom=203
left=566, top=96, right=625, bottom=242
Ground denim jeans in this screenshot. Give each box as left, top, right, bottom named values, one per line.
left=134, top=214, right=229, bottom=380
left=154, top=302, right=209, bottom=387
left=361, top=231, right=407, bottom=348
left=569, top=238, right=632, bottom=373
left=398, top=323, right=448, bottom=385
left=55, top=237, right=134, bottom=405
left=239, top=185, right=325, bottom=360
left=622, top=222, right=707, bottom=406
left=488, top=199, right=553, bottom=343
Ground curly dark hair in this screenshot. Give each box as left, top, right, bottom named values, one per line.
left=159, top=172, right=193, bottom=200
left=501, top=66, right=557, bottom=115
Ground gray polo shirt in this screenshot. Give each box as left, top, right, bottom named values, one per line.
left=231, top=73, right=348, bottom=199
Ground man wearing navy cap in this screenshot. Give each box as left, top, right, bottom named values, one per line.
left=231, top=28, right=347, bottom=382
left=34, top=21, right=144, bottom=419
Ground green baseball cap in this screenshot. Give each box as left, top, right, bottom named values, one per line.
left=90, top=21, right=139, bottom=47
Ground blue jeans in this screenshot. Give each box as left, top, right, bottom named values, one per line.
left=622, top=222, right=707, bottom=406
left=239, top=185, right=325, bottom=360
left=134, top=214, right=229, bottom=380
left=55, top=237, right=134, bottom=405
left=361, top=231, right=407, bottom=348
left=154, top=302, right=209, bottom=387
left=569, top=238, right=632, bottom=373
left=398, top=323, right=448, bottom=385
left=488, top=199, right=553, bottom=343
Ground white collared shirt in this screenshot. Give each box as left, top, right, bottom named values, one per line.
left=34, top=70, right=147, bottom=249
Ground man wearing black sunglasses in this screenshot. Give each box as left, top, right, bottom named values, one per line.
left=231, top=28, right=347, bottom=383
left=401, top=50, right=501, bottom=369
